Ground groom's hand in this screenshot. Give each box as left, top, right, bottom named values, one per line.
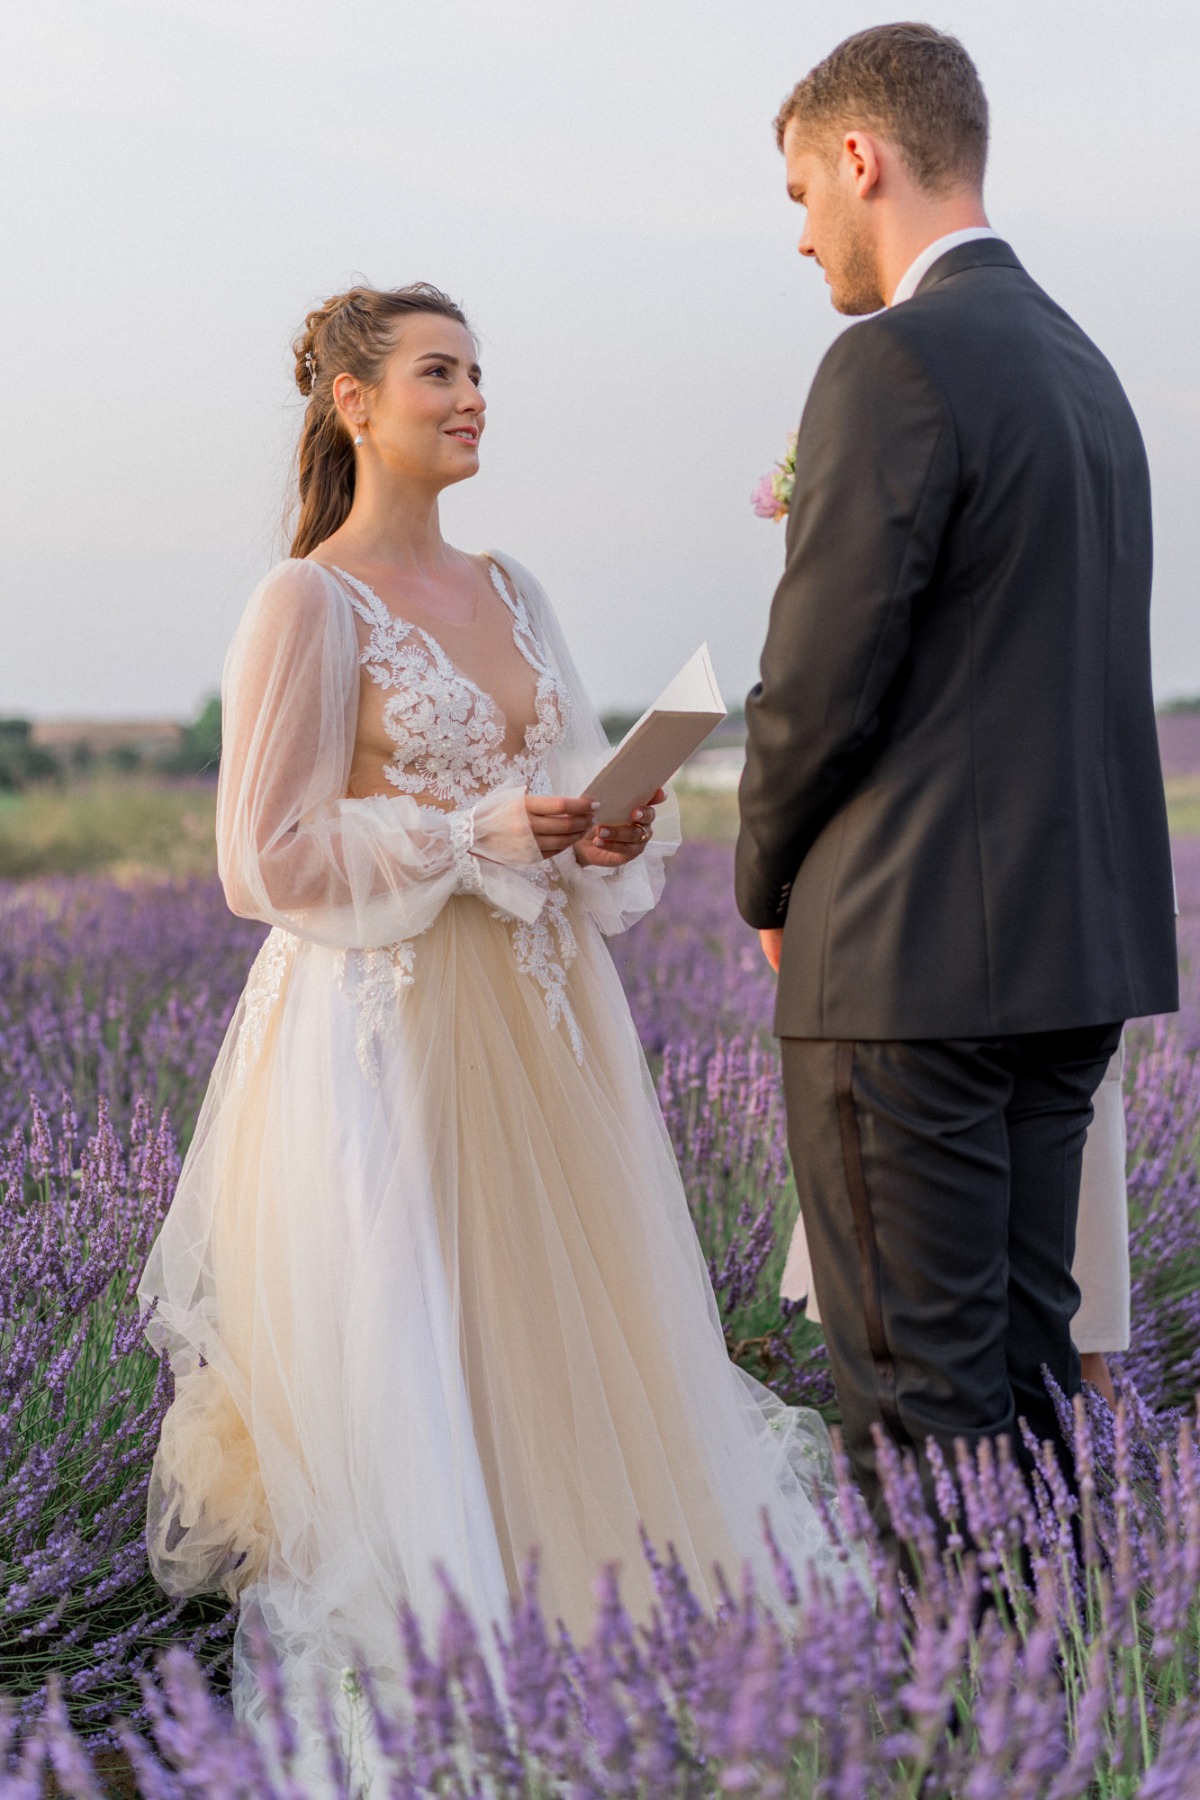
left=759, top=927, right=784, bottom=973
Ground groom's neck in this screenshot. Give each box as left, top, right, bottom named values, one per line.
left=876, top=190, right=991, bottom=305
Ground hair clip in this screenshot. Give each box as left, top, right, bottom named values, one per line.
left=304, top=349, right=318, bottom=387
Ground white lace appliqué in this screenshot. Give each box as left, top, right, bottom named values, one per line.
left=336, top=562, right=567, bottom=811
left=331, top=560, right=584, bottom=1066
left=237, top=929, right=296, bottom=1082
left=509, top=876, right=583, bottom=1063
left=333, top=942, right=418, bottom=1087
left=449, top=807, right=487, bottom=897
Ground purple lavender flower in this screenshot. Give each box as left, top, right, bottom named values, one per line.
left=2, top=837, right=1200, bottom=1788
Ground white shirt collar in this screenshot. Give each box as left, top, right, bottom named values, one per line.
left=890, top=227, right=1000, bottom=307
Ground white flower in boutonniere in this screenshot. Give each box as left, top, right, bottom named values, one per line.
left=751, top=430, right=798, bottom=521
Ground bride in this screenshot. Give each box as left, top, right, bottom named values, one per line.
left=137, top=281, right=844, bottom=1777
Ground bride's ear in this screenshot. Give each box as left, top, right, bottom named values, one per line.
left=331, top=372, right=366, bottom=434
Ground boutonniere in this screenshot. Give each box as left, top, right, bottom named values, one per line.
left=751, top=430, right=797, bottom=521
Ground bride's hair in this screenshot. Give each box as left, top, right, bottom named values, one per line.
left=289, top=282, right=471, bottom=559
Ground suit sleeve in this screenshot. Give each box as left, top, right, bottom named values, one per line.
left=735, top=319, right=957, bottom=929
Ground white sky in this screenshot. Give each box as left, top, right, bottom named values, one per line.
left=2, top=0, right=1198, bottom=720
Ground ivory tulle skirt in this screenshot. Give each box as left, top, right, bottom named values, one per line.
left=137, top=886, right=843, bottom=1777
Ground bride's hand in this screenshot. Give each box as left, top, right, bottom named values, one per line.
left=574, top=789, right=667, bottom=869
left=525, top=793, right=600, bottom=859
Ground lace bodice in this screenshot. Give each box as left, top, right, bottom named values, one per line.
left=219, top=550, right=679, bottom=1087
left=334, top=560, right=569, bottom=807
left=308, top=559, right=578, bottom=1075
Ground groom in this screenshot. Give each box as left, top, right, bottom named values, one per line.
left=735, top=23, right=1177, bottom=1529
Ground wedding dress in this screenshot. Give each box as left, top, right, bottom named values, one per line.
left=137, top=549, right=843, bottom=1779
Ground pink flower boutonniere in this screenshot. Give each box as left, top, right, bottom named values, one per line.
left=751, top=430, right=797, bottom=521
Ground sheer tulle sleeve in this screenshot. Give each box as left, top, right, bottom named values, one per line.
left=216, top=560, right=546, bottom=950
left=487, top=550, right=682, bottom=935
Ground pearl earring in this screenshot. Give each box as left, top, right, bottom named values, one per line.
left=354, top=428, right=364, bottom=446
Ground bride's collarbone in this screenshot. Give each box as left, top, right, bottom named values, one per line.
left=317, top=549, right=504, bottom=633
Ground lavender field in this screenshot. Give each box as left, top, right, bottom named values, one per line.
left=2, top=837, right=1200, bottom=1796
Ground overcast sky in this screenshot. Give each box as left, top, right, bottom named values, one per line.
left=2, top=0, right=1198, bottom=720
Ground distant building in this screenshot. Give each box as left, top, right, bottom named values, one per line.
left=29, top=719, right=184, bottom=759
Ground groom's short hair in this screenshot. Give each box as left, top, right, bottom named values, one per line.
left=775, top=23, right=989, bottom=194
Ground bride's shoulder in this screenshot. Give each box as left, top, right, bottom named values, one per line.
left=242, top=557, right=347, bottom=629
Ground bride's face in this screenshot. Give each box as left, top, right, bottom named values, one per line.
left=342, top=314, right=486, bottom=487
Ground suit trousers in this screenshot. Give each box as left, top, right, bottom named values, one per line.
left=780, top=1023, right=1123, bottom=1536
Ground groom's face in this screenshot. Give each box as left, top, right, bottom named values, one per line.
left=783, top=120, right=885, bottom=316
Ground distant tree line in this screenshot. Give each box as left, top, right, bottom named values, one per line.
left=0, top=697, right=222, bottom=793
left=174, top=697, right=222, bottom=775
left=0, top=721, right=61, bottom=791
left=4, top=689, right=1190, bottom=790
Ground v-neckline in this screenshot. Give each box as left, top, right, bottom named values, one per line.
left=327, top=556, right=520, bottom=684
left=329, top=565, right=510, bottom=651
left=320, top=556, right=550, bottom=749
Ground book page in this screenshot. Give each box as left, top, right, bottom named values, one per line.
left=584, top=645, right=727, bottom=823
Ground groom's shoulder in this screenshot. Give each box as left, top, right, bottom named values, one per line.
left=814, top=309, right=923, bottom=372
left=806, top=311, right=945, bottom=421
left=813, top=257, right=1114, bottom=415
left=812, top=266, right=1030, bottom=388
left=886, top=249, right=1107, bottom=376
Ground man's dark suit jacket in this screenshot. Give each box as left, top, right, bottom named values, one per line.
left=735, top=238, right=1178, bottom=1040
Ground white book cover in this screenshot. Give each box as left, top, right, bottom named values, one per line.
left=584, top=644, right=727, bottom=823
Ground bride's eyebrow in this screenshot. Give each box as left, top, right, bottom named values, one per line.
left=415, top=351, right=483, bottom=378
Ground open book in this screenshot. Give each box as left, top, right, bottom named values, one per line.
left=584, top=644, right=727, bottom=824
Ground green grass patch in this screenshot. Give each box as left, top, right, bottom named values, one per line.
left=0, top=780, right=218, bottom=879
left=1166, top=775, right=1200, bottom=838
left=687, top=779, right=1200, bottom=845
left=677, top=787, right=740, bottom=843
left=1, top=770, right=1190, bottom=885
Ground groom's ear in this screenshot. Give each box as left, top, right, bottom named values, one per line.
left=839, top=131, right=883, bottom=200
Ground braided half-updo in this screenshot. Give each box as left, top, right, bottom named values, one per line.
left=289, top=282, right=471, bottom=559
